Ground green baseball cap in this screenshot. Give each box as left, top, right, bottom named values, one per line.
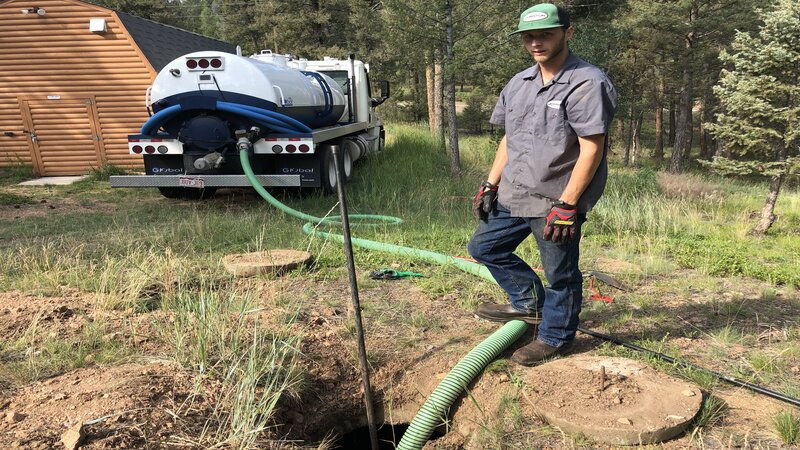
left=511, top=3, right=570, bottom=35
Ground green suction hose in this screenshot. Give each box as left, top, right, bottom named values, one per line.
left=240, top=149, right=528, bottom=449
left=395, top=320, right=527, bottom=450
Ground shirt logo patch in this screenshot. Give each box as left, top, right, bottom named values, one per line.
left=547, top=100, right=562, bottom=109
left=523, top=12, right=548, bottom=21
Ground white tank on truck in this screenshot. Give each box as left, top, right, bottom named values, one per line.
left=110, top=50, right=390, bottom=199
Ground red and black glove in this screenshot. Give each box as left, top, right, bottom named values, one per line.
left=543, top=201, right=577, bottom=243
left=472, top=181, right=498, bottom=220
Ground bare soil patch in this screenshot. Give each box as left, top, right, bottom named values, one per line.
left=0, top=361, right=203, bottom=449
left=0, top=195, right=118, bottom=221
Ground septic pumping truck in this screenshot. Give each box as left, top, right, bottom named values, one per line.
left=110, top=50, right=390, bottom=199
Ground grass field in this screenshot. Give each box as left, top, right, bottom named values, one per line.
left=0, top=123, right=798, bottom=448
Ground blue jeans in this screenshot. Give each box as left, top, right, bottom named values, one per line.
left=467, top=202, right=584, bottom=347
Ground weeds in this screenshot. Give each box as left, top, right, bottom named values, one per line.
left=0, top=312, right=132, bottom=385
left=0, top=164, right=34, bottom=186
left=0, top=191, right=31, bottom=206
left=691, top=395, right=727, bottom=434
left=83, top=164, right=128, bottom=181
left=772, top=410, right=800, bottom=445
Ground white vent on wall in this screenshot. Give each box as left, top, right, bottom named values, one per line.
left=89, top=18, right=106, bottom=33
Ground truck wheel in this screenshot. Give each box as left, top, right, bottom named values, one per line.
left=321, top=146, right=351, bottom=193
left=342, top=146, right=353, bottom=181
left=158, top=187, right=217, bottom=200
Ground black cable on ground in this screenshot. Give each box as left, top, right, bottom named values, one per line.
left=578, top=326, right=800, bottom=408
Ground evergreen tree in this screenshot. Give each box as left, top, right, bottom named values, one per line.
left=705, top=0, right=800, bottom=235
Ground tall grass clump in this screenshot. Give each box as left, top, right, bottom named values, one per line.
left=201, top=326, right=302, bottom=449
left=156, top=280, right=303, bottom=448
left=0, top=164, right=34, bottom=186
left=772, top=410, right=800, bottom=445
left=690, top=395, right=727, bottom=438
left=593, top=167, right=686, bottom=237
left=82, top=164, right=129, bottom=182
left=0, top=241, right=200, bottom=310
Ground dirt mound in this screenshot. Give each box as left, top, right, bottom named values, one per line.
left=0, top=361, right=201, bottom=449
left=0, top=290, right=95, bottom=343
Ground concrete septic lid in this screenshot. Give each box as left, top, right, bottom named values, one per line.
left=222, top=250, right=313, bottom=277
left=522, top=356, right=703, bottom=445
left=18, top=176, right=87, bottom=186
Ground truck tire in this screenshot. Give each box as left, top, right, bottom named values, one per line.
left=342, top=145, right=353, bottom=181
left=158, top=187, right=217, bottom=200
left=321, top=145, right=351, bottom=193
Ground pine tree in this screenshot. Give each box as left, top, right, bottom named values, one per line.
left=705, top=0, right=800, bottom=235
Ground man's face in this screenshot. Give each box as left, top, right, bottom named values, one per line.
left=520, top=27, right=573, bottom=64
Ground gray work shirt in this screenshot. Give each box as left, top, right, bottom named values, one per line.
left=490, top=52, right=617, bottom=217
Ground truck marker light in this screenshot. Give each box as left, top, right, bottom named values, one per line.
left=145, top=145, right=156, bottom=154
left=210, top=58, right=222, bottom=68
left=286, top=144, right=297, bottom=153
left=299, top=144, right=310, bottom=153
left=186, top=59, right=198, bottom=69
left=272, top=145, right=282, bottom=153
left=132, top=145, right=143, bottom=154
left=198, top=59, right=210, bottom=69
left=157, top=145, right=168, bottom=154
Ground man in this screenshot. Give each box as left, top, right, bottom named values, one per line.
left=468, top=3, right=617, bottom=366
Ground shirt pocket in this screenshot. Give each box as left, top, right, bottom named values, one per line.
left=545, top=102, right=566, bottom=145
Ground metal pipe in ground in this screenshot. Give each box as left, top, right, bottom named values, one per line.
left=331, top=145, right=379, bottom=450
left=578, top=326, right=800, bottom=408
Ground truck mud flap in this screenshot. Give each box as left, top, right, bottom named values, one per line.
left=275, top=155, right=320, bottom=188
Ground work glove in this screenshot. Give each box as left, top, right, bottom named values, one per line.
left=472, top=181, right=498, bottom=220
left=543, top=201, right=577, bottom=243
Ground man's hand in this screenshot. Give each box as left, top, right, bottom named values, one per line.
left=472, top=181, right=498, bottom=220
left=543, top=202, right=577, bottom=243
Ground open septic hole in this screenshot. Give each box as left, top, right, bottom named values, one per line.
left=333, top=423, right=445, bottom=449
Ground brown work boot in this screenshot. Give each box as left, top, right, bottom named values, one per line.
left=510, top=340, right=574, bottom=366
left=474, top=302, right=541, bottom=325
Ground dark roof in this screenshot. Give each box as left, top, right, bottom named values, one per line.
left=116, top=11, right=237, bottom=72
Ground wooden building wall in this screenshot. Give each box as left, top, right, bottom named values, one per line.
left=0, top=0, right=154, bottom=175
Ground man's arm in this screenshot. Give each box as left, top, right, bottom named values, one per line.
left=559, top=134, right=605, bottom=206
left=486, top=135, right=508, bottom=186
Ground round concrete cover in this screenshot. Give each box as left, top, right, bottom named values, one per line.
left=522, top=356, right=703, bottom=445
left=222, top=250, right=312, bottom=277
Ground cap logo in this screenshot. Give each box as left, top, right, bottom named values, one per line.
left=523, top=12, right=548, bottom=22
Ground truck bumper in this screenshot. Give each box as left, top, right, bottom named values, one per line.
left=109, top=174, right=301, bottom=188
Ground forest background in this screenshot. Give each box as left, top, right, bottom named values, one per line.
left=91, top=0, right=799, bottom=235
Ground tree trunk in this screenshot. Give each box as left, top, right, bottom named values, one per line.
left=752, top=142, right=787, bottom=236
left=670, top=67, right=693, bottom=173
left=653, top=77, right=664, bottom=163
left=632, top=112, right=643, bottom=167
left=613, top=118, right=624, bottom=154
left=412, top=69, right=422, bottom=122
left=444, top=0, right=460, bottom=175
left=624, top=114, right=633, bottom=166
left=426, top=51, right=435, bottom=135
left=433, top=56, right=444, bottom=148
left=698, top=100, right=710, bottom=160
left=668, top=101, right=676, bottom=147
left=699, top=97, right=715, bottom=160
left=654, top=106, right=664, bottom=162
